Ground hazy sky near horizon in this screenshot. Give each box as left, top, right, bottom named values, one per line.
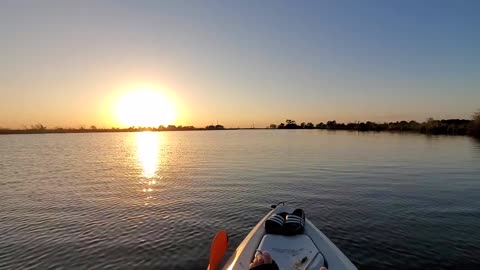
left=1, top=0, right=479, bottom=128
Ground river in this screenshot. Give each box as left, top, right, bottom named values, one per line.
left=1, top=130, right=479, bottom=269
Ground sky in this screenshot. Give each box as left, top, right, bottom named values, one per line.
left=1, top=0, right=479, bottom=128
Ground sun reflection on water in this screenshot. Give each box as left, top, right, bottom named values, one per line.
left=136, top=132, right=160, bottom=178
left=136, top=131, right=163, bottom=205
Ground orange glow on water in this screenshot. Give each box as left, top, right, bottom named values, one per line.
left=136, top=132, right=160, bottom=178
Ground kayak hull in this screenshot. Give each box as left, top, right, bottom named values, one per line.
left=223, top=205, right=357, bottom=270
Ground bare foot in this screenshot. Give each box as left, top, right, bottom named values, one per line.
left=249, top=251, right=273, bottom=268
left=249, top=251, right=327, bottom=270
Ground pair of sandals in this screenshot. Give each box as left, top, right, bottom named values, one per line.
left=265, top=209, right=305, bottom=236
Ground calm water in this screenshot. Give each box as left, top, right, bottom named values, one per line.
left=0, top=130, right=479, bottom=270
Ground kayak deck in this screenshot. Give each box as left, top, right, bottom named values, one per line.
left=258, top=234, right=324, bottom=270
left=223, top=205, right=357, bottom=270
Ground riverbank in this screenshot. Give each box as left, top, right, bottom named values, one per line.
left=269, top=117, right=480, bottom=138
left=0, top=126, right=233, bottom=135
left=2, top=114, right=480, bottom=138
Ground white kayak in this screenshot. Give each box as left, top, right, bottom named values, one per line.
left=223, top=204, right=357, bottom=270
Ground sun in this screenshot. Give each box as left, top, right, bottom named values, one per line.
left=115, top=89, right=175, bottom=127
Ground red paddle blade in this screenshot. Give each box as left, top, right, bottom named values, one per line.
left=207, top=230, right=228, bottom=270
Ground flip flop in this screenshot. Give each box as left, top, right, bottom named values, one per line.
left=284, top=209, right=305, bottom=235
left=265, top=212, right=287, bottom=235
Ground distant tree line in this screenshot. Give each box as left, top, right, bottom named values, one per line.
left=269, top=112, right=480, bottom=138
left=0, top=123, right=228, bottom=135
left=2, top=111, right=479, bottom=138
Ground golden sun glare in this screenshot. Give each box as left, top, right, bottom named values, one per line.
left=115, top=89, right=175, bottom=127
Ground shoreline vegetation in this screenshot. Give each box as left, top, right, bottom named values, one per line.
left=1, top=112, right=479, bottom=138
left=268, top=111, right=480, bottom=138
left=0, top=124, right=228, bottom=135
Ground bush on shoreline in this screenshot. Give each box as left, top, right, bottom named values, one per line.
left=469, top=112, right=480, bottom=138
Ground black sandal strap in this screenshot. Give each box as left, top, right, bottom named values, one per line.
left=267, top=214, right=285, bottom=226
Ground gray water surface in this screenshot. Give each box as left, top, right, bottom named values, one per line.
left=1, top=130, right=479, bottom=270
